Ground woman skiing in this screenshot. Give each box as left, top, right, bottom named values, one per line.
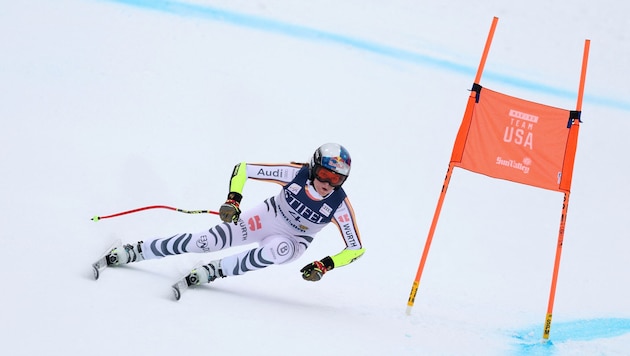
left=103, top=143, right=364, bottom=288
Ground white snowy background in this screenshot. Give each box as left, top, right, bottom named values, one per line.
left=1, top=0, right=629, bottom=355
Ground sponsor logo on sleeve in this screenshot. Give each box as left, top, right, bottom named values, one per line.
left=256, top=168, right=289, bottom=179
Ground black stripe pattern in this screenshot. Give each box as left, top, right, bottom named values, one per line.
left=150, top=233, right=192, bottom=257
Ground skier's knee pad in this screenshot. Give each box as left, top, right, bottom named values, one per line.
left=262, top=235, right=301, bottom=265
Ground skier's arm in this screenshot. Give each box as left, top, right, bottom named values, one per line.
left=219, top=162, right=303, bottom=223
left=218, top=162, right=247, bottom=223
left=228, top=162, right=248, bottom=195
left=300, top=198, right=364, bottom=281
left=228, top=162, right=303, bottom=195
left=300, top=249, right=365, bottom=282
left=328, top=247, right=366, bottom=268
left=244, top=162, right=305, bottom=185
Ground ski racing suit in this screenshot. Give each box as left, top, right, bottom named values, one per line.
left=139, top=162, right=364, bottom=277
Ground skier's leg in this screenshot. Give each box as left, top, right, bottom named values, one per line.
left=186, top=234, right=306, bottom=285
left=107, top=201, right=274, bottom=266
left=140, top=222, right=243, bottom=260
left=213, top=233, right=312, bottom=278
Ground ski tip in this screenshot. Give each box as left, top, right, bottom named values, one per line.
left=172, top=286, right=181, bottom=301
left=92, top=264, right=100, bottom=280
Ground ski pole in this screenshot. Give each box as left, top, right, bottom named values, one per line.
left=91, top=205, right=220, bottom=221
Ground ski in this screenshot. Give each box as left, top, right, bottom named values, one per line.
left=92, top=239, right=121, bottom=280
left=171, top=277, right=190, bottom=301
left=171, top=261, right=205, bottom=300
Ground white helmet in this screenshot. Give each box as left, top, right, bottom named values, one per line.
left=309, top=143, right=351, bottom=187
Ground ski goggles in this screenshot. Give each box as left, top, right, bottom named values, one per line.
left=313, top=166, right=347, bottom=187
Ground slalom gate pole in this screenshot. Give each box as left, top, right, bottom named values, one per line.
left=406, top=16, right=498, bottom=316
left=474, top=16, right=498, bottom=84
left=542, top=39, right=590, bottom=341
left=91, top=205, right=219, bottom=221
left=542, top=192, right=570, bottom=341
left=406, top=163, right=455, bottom=315
left=575, top=39, right=590, bottom=112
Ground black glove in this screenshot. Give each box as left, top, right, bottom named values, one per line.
left=300, top=257, right=334, bottom=281
left=219, top=192, right=242, bottom=224
left=300, top=261, right=327, bottom=281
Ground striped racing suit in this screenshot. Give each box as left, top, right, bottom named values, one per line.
left=139, top=162, right=364, bottom=277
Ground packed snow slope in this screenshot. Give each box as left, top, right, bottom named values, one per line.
left=1, top=0, right=629, bottom=355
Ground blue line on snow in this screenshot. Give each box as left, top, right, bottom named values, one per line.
left=511, top=318, right=630, bottom=355
left=99, top=0, right=630, bottom=112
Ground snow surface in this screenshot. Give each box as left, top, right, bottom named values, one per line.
left=1, top=0, right=629, bottom=355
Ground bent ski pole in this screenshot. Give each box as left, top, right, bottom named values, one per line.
left=91, top=205, right=220, bottom=221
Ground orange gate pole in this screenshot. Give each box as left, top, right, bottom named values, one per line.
left=406, top=17, right=499, bottom=315
left=542, top=39, right=590, bottom=341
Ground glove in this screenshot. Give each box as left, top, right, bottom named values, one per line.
left=219, top=192, right=242, bottom=224
left=300, top=260, right=328, bottom=282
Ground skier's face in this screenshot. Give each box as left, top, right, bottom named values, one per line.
left=313, top=177, right=334, bottom=196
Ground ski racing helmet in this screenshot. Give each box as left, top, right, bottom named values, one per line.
left=309, top=143, right=351, bottom=188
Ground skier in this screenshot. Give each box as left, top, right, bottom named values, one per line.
left=104, top=143, right=364, bottom=286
